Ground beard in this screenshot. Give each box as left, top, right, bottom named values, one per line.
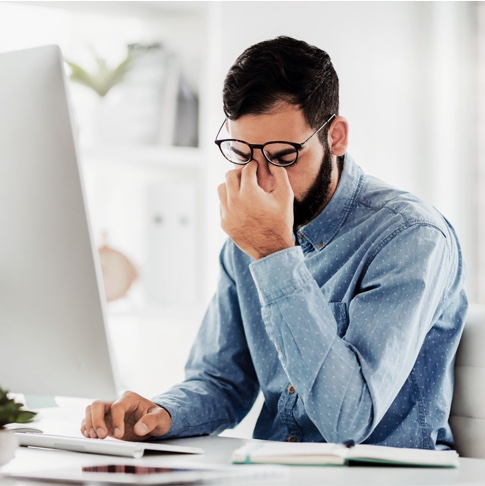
left=293, top=147, right=334, bottom=229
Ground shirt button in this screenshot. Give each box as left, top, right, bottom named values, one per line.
left=288, top=435, right=297, bottom=442
left=287, top=385, right=295, bottom=394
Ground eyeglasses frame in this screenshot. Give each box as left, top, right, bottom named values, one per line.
left=214, top=113, right=336, bottom=167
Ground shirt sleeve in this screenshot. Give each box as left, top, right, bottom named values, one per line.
left=152, top=242, right=260, bottom=438
left=249, top=222, right=458, bottom=444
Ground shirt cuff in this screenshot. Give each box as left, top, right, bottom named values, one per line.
left=151, top=396, right=228, bottom=439
left=152, top=395, right=213, bottom=439
left=150, top=398, right=185, bottom=438
left=249, top=246, right=313, bottom=306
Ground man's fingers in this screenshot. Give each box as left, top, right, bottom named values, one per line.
left=110, top=391, right=149, bottom=439
left=80, top=417, right=88, bottom=438
left=219, top=167, right=244, bottom=214
left=239, top=161, right=259, bottom=192
left=269, top=164, right=292, bottom=193
left=84, top=401, right=112, bottom=439
left=224, top=167, right=243, bottom=200
left=80, top=392, right=170, bottom=442
left=134, top=406, right=172, bottom=438
left=217, top=182, right=227, bottom=205
left=269, top=163, right=288, bottom=182
left=109, top=399, right=131, bottom=439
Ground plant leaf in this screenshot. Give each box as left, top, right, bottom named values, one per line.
left=65, top=50, right=135, bottom=97
left=0, top=386, right=37, bottom=428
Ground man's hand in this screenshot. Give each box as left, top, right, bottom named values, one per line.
left=81, top=391, right=172, bottom=441
left=218, top=161, right=295, bottom=260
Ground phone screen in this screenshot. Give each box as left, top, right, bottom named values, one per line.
left=82, top=465, right=206, bottom=475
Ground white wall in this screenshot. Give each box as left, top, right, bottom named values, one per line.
left=210, top=1, right=478, bottom=299
left=477, top=2, right=485, bottom=303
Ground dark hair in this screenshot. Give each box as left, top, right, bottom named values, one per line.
left=222, top=36, right=339, bottom=142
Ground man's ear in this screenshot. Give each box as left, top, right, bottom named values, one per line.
left=328, top=116, right=349, bottom=156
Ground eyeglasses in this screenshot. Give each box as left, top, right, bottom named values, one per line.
left=214, top=114, right=335, bottom=167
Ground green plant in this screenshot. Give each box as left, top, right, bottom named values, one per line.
left=0, top=387, right=36, bottom=429
left=65, top=49, right=135, bottom=98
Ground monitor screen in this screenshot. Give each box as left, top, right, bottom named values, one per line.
left=0, top=45, right=118, bottom=401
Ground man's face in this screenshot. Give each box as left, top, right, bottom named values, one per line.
left=227, top=103, right=336, bottom=227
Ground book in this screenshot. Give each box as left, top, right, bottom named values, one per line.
left=232, top=441, right=459, bottom=468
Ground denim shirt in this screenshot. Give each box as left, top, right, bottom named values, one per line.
left=154, top=154, right=467, bottom=450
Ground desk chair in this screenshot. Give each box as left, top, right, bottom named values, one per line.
left=450, top=303, right=485, bottom=458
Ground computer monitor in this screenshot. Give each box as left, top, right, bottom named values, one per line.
left=0, top=45, right=119, bottom=401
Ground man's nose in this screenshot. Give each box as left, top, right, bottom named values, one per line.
left=251, top=150, right=274, bottom=193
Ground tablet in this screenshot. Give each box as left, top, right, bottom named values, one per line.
left=15, top=432, right=204, bottom=458
left=3, top=463, right=286, bottom=485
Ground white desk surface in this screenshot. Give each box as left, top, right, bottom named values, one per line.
left=2, top=435, right=485, bottom=485
left=1, top=401, right=485, bottom=485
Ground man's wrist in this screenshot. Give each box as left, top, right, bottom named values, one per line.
left=250, top=237, right=295, bottom=260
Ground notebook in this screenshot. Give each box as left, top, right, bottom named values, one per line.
left=232, top=441, right=460, bottom=468
left=15, top=432, right=204, bottom=459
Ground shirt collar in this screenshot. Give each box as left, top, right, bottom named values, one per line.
left=295, top=153, right=364, bottom=253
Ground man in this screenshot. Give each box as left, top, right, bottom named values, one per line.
left=82, top=36, right=467, bottom=450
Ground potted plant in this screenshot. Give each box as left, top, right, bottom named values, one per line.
left=0, top=387, right=36, bottom=467
left=65, top=49, right=135, bottom=98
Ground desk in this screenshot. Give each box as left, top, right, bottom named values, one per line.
left=2, top=435, right=485, bottom=485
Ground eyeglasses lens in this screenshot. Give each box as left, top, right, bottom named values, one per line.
left=263, top=143, right=298, bottom=166
left=220, top=141, right=251, bottom=165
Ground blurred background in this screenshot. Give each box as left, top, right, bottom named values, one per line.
left=0, top=1, right=482, bottom=401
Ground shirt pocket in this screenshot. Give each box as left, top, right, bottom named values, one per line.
left=329, top=302, right=349, bottom=338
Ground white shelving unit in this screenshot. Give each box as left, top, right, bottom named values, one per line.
left=0, top=1, right=226, bottom=397
left=17, top=1, right=224, bottom=310
left=65, top=2, right=224, bottom=396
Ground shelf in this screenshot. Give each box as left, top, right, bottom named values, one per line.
left=21, top=1, right=207, bottom=18
left=80, top=145, right=204, bottom=171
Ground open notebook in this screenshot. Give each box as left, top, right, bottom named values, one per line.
left=15, top=432, right=204, bottom=459
left=232, top=441, right=459, bottom=468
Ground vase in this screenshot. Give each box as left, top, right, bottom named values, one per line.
left=0, top=429, right=18, bottom=467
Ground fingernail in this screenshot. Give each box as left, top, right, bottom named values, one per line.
left=83, top=430, right=88, bottom=437
left=96, top=428, right=105, bottom=438
left=138, top=423, right=148, bottom=434
left=114, top=428, right=121, bottom=438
